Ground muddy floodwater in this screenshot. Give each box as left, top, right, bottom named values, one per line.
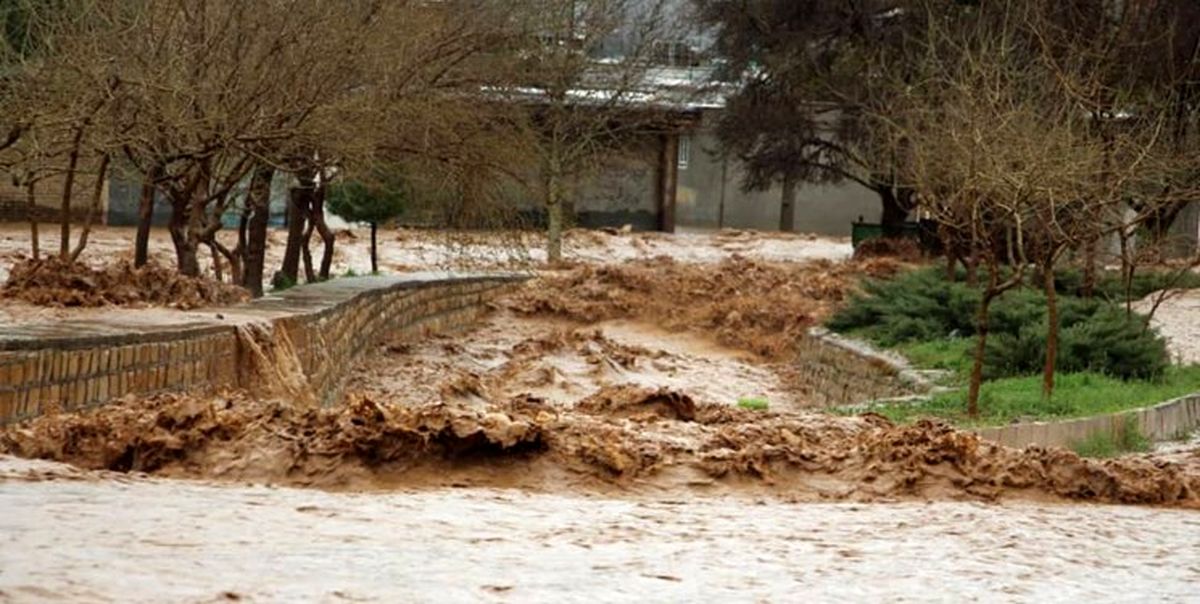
left=4, top=228, right=1200, bottom=602
left=1, top=459, right=1197, bottom=603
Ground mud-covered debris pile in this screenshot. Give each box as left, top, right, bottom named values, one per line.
left=1, top=257, right=249, bottom=309
left=0, top=393, right=547, bottom=482
left=504, top=256, right=904, bottom=357
left=853, top=237, right=925, bottom=262
left=3, top=391, right=1196, bottom=507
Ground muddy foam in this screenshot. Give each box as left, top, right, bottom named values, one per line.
left=3, top=390, right=1197, bottom=507
left=1, top=257, right=248, bottom=309
left=504, top=255, right=904, bottom=358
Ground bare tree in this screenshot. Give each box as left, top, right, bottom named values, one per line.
left=503, top=0, right=682, bottom=262
left=880, top=1, right=1093, bottom=413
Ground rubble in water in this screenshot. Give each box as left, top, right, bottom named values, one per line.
left=1, top=257, right=248, bottom=310
left=504, top=255, right=904, bottom=358
left=2, top=391, right=1197, bottom=507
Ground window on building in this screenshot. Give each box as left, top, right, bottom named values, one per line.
left=678, top=135, right=691, bottom=170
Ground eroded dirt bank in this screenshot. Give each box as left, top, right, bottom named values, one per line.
left=3, top=390, right=1198, bottom=507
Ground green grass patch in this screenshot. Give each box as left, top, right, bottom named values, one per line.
left=862, top=366, right=1200, bottom=427
left=737, top=397, right=769, bottom=411
left=1071, top=416, right=1152, bottom=458
left=894, top=337, right=974, bottom=376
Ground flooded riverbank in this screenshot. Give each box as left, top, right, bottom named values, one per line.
left=4, top=227, right=1200, bottom=602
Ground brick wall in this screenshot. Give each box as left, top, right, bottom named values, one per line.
left=0, top=274, right=523, bottom=424
left=0, top=331, right=237, bottom=421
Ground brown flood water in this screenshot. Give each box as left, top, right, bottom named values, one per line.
left=1, top=457, right=1198, bottom=603
left=4, top=238, right=1200, bottom=601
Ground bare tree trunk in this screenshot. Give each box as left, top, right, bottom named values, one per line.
left=243, top=165, right=274, bottom=297
left=1119, top=227, right=1136, bottom=318
left=279, top=169, right=314, bottom=286
left=312, top=180, right=335, bottom=280
left=546, top=163, right=564, bottom=263
left=879, top=186, right=910, bottom=235
left=278, top=191, right=306, bottom=284
left=168, top=188, right=200, bottom=277
left=967, top=291, right=994, bottom=418
left=300, top=219, right=316, bottom=283
left=59, top=126, right=86, bottom=259
left=369, top=221, right=379, bottom=274
left=1081, top=235, right=1098, bottom=298
left=209, top=241, right=224, bottom=281
left=135, top=165, right=161, bottom=268
left=26, top=180, right=39, bottom=261
left=236, top=209, right=249, bottom=259
left=231, top=206, right=249, bottom=284
left=967, top=260, right=1026, bottom=417
left=779, top=172, right=797, bottom=232
left=70, top=153, right=110, bottom=262
left=1042, top=261, right=1059, bottom=399
left=169, top=215, right=200, bottom=276
left=220, top=241, right=242, bottom=285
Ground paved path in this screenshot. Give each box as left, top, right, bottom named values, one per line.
left=0, top=273, right=521, bottom=350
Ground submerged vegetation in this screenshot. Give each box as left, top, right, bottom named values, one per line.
left=737, top=397, right=770, bottom=411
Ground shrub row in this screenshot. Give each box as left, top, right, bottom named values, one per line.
left=827, top=268, right=1171, bottom=380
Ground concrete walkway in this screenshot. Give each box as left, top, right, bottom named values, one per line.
left=0, top=273, right=523, bottom=351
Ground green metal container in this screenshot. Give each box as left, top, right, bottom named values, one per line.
left=851, top=221, right=922, bottom=248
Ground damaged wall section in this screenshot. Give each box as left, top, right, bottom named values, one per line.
left=0, top=274, right=525, bottom=424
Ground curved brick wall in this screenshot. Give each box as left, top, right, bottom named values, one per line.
left=0, top=273, right=524, bottom=424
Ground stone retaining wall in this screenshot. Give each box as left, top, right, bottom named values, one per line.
left=795, top=328, right=920, bottom=406
left=0, top=273, right=523, bottom=424
left=974, top=393, right=1200, bottom=450
left=794, top=327, right=929, bottom=406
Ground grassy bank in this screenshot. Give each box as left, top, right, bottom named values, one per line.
left=860, top=366, right=1200, bottom=428
left=828, top=266, right=1200, bottom=434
